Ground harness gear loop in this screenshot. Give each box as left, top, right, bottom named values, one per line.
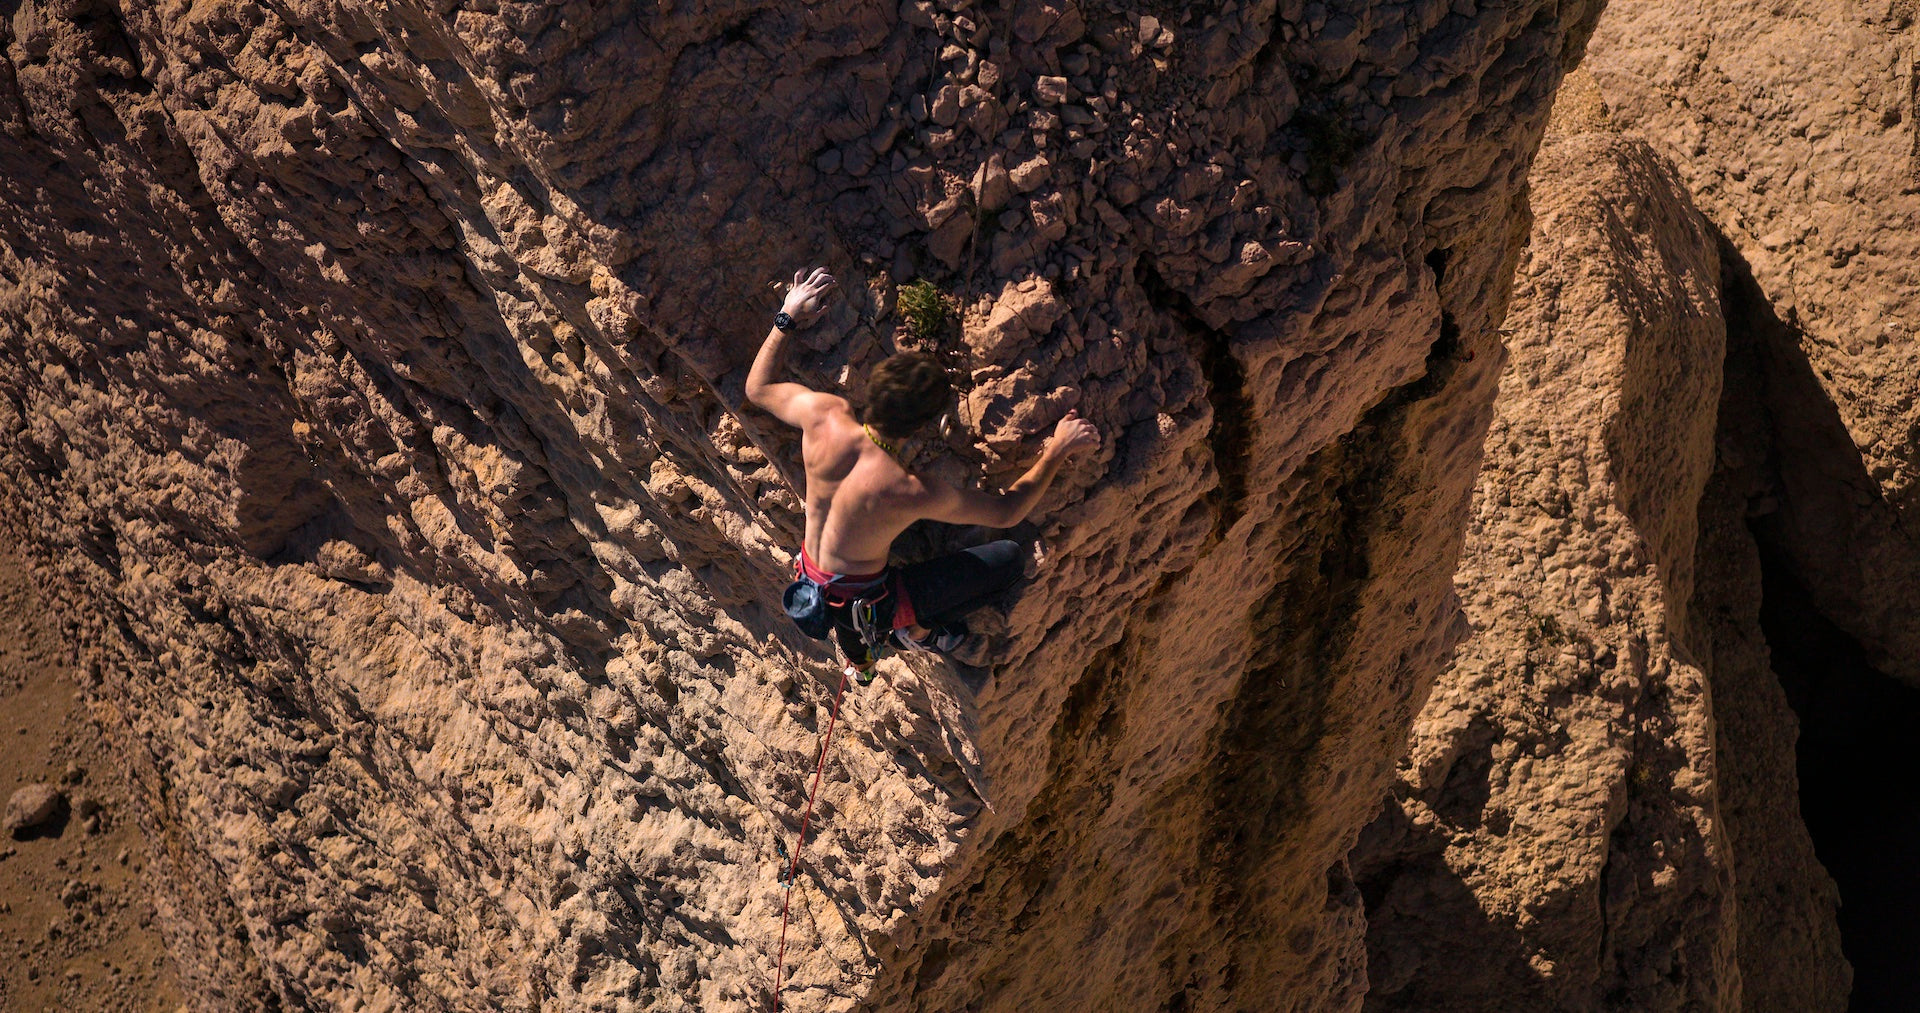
left=772, top=661, right=853, bottom=1011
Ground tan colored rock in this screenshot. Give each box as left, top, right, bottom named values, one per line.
left=1008, top=153, right=1051, bottom=194
left=971, top=152, right=1011, bottom=213
left=5, top=783, right=64, bottom=836
left=1583, top=0, right=1920, bottom=686
left=0, top=0, right=1603, bottom=1008
left=926, top=209, right=975, bottom=269
left=1357, top=127, right=1743, bottom=1012
left=1358, top=60, right=1858, bottom=1011
left=973, top=278, right=1063, bottom=362
left=1034, top=75, right=1072, bottom=106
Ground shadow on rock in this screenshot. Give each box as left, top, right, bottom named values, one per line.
left=1351, top=729, right=1551, bottom=1010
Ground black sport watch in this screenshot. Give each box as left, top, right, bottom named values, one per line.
left=774, top=311, right=797, bottom=331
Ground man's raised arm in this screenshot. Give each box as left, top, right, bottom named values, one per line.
left=923, top=410, right=1102, bottom=528
left=744, top=266, right=837, bottom=428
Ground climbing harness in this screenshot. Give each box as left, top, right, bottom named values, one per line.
left=772, top=660, right=855, bottom=1011
left=848, top=599, right=890, bottom=683
left=782, top=546, right=917, bottom=682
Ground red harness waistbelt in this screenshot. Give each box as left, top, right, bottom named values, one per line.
left=796, top=546, right=918, bottom=630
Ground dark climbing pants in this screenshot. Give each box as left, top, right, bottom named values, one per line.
left=897, top=539, right=1024, bottom=627
left=829, top=540, right=1023, bottom=663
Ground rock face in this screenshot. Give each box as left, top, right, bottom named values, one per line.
left=1577, top=3, right=1920, bottom=1002
left=1355, top=0, right=1920, bottom=1002
left=1572, top=30, right=1920, bottom=999
left=1585, top=0, right=1920, bottom=687
left=0, top=1, right=1603, bottom=1010
left=1351, top=91, right=1859, bottom=1007
left=1354, top=124, right=1743, bottom=1012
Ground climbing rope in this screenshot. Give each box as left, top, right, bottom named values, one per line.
left=772, top=662, right=856, bottom=1011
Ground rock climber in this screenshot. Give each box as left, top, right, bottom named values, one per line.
left=745, top=266, right=1101, bottom=673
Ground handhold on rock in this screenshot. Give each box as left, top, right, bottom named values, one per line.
left=928, top=211, right=975, bottom=269
left=1010, top=155, right=1052, bottom=193
left=930, top=84, right=961, bottom=127
left=4, top=783, right=65, bottom=837
left=975, top=278, right=1066, bottom=358
left=961, top=86, right=1006, bottom=139
left=1013, top=0, right=1085, bottom=44
left=973, top=154, right=1012, bottom=212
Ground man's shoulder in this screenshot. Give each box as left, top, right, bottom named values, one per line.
left=799, top=402, right=863, bottom=470
left=892, top=466, right=956, bottom=509
left=797, top=391, right=853, bottom=425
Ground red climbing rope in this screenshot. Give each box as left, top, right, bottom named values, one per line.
left=772, top=662, right=855, bottom=1011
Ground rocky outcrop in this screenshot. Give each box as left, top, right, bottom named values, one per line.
left=0, top=1, right=1603, bottom=1010
left=1355, top=0, right=1920, bottom=999
left=1354, top=120, right=1756, bottom=1012
left=1585, top=0, right=1920, bottom=688
left=1574, top=11, right=1920, bottom=990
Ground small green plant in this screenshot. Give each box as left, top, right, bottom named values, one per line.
left=1526, top=610, right=1567, bottom=647
left=896, top=279, right=956, bottom=344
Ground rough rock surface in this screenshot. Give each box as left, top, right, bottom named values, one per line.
left=1584, top=0, right=1920, bottom=686
left=5, top=783, right=66, bottom=837
left=1575, top=19, right=1920, bottom=997
left=1353, top=7, right=1916, bottom=1000
left=0, top=0, right=1603, bottom=1009
left=1355, top=120, right=1748, bottom=1012
left=1572, top=8, right=1920, bottom=1003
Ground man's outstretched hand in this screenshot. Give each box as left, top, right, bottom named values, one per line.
left=1049, top=410, right=1101, bottom=458
left=783, top=267, right=837, bottom=324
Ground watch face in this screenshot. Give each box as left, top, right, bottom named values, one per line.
left=775, top=312, right=795, bottom=330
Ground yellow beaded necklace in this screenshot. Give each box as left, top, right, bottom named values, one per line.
left=864, top=423, right=901, bottom=460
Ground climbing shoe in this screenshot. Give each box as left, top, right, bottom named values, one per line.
left=894, top=623, right=967, bottom=656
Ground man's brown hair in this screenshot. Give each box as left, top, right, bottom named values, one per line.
left=865, top=352, right=952, bottom=438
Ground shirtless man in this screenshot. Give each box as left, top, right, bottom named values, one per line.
left=745, top=266, right=1101, bottom=670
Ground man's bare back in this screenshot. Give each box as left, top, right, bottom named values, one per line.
left=798, top=401, right=927, bottom=574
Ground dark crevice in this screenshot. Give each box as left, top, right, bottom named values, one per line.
left=82, top=0, right=154, bottom=96
left=717, top=14, right=758, bottom=47
left=1427, top=248, right=1462, bottom=362
left=1717, top=228, right=1908, bottom=1010
left=1137, top=262, right=1253, bottom=542
left=1753, top=537, right=1920, bottom=1013
left=1287, top=71, right=1370, bottom=196
left=984, top=636, right=1126, bottom=938
left=894, top=634, right=1130, bottom=1007
left=1207, top=316, right=1465, bottom=977
left=876, top=548, right=1191, bottom=1007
